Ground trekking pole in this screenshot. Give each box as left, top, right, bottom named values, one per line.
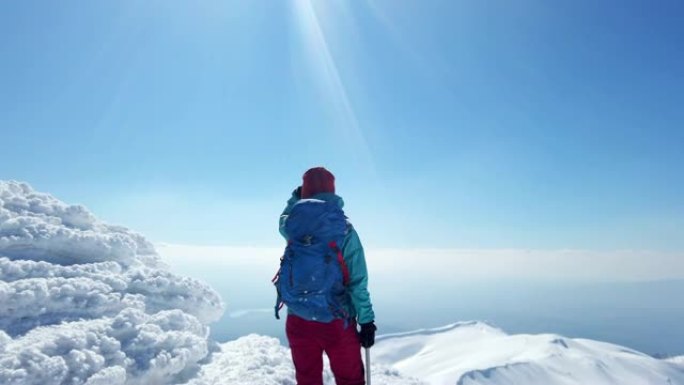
left=365, top=347, right=371, bottom=385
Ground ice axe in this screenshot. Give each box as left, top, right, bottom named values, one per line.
left=365, top=347, right=371, bottom=385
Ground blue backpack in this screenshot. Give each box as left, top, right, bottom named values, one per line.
left=273, top=199, right=351, bottom=322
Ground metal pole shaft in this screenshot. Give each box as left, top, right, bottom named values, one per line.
left=365, top=347, right=371, bottom=385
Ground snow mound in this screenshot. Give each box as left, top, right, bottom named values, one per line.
left=190, top=334, right=426, bottom=385
left=0, top=181, right=224, bottom=385
left=0, top=181, right=155, bottom=266
left=372, top=321, right=684, bottom=385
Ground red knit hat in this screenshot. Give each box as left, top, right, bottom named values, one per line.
left=301, top=167, right=335, bottom=198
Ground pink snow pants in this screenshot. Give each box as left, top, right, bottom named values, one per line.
left=286, top=314, right=365, bottom=385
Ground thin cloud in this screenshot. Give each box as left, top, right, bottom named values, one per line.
left=159, top=244, right=684, bottom=282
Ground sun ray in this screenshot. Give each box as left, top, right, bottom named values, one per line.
left=291, top=0, right=376, bottom=174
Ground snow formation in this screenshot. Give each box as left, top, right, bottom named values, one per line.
left=372, top=321, right=684, bottom=385
left=0, top=181, right=223, bottom=385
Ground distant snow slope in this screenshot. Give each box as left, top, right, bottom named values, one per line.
left=372, top=321, right=684, bottom=385
left=0, top=181, right=224, bottom=385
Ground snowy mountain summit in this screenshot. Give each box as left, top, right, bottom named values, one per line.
left=0, top=181, right=223, bottom=385
left=2, top=180, right=683, bottom=385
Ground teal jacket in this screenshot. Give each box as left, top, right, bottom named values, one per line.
left=279, top=191, right=375, bottom=324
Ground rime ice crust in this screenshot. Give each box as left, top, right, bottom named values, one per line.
left=0, top=181, right=224, bottom=385
left=0, top=181, right=155, bottom=266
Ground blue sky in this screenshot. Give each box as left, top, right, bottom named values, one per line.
left=1, top=0, right=682, bottom=250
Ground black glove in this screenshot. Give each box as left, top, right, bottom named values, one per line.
left=358, top=321, right=377, bottom=348
left=292, top=186, right=302, bottom=199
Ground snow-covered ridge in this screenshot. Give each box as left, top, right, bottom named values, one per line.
left=0, top=181, right=224, bottom=385
left=375, top=321, right=494, bottom=341
left=190, top=321, right=684, bottom=385
left=372, top=321, right=684, bottom=385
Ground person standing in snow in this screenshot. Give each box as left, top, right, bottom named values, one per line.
left=275, top=167, right=376, bottom=385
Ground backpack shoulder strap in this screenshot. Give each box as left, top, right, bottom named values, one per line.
left=272, top=241, right=292, bottom=320
left=328, top=240, right=350, bottom=286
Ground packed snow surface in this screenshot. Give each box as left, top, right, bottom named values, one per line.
left=0, top=181, right=223, bottom=385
